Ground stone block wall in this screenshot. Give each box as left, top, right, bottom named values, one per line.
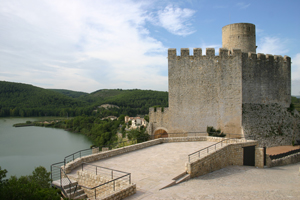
left=101, top=184, right=136, bottom=200
left=243, top=103, right=300, bottom=147
left=186, top=141, right=258, bottom=178
left=65, top=139, right=163, bottom=173
left=266, top=152, right=300, bottom=168
left=242, top=53, right=291, bottom=107
left=255, top=147, right=264, bottom=168
left=167, top=48, right=243, bottom=135
left=76, top=170, right=133, bottom=199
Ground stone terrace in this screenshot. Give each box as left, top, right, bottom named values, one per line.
left=68, top=141, right=216, bottom=199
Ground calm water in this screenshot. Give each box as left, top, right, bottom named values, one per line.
left=0, top=117, right=93, bottom=178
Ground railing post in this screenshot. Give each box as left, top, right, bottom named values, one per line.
left=60, top=169, right=62, bottom=187
left=198, top=151, right=200, bottom=158
left=95, top=189, right=96, bottom=199
left=113, top=180, right=115, bottom=191
left=129, top=174, right=131, bottom=184
left=111, top=170, right=113, bottom=179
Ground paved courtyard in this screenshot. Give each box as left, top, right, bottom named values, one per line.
left=134, top=163, right=300, bottom=200
left=69, top=141, right=300, bottom=199
left=70, top=141, right=216, bottom=198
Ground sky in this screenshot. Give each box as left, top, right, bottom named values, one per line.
left=0, top=0, right=300, bottom=95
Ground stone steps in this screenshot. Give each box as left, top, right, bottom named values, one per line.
left=52, top=178, right=87, bottom=199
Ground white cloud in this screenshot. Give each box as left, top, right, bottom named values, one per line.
left=155, top=5, right=196, bottom=36
left=236, top=2, right=250, bottom=9
left=257, top=36, right=289, bottom=55
left=0, top=0, right=169, bottom=92
left=292, top=53, right=300, bottom=81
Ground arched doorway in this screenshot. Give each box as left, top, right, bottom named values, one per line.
left=154, top=129, right=168, bottom=139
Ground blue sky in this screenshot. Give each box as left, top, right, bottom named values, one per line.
left=1, top=0, right=300, bottom=95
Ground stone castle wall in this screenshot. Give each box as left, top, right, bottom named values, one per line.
left=242, top=52, right=291, bottom=108
left=242, top=103, right=300, bottom=147
left=149, top=46, right=292, bottom=142
left=150, top=48, right=243, bottom=135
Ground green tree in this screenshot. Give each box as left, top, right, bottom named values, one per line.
left=0, top=166, right=60, bottom=200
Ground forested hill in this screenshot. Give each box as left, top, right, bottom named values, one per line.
left=0, top=81, right=89, bottom=117
left=49, top=89, right=88, bottom=98
left=0, top=81, right=168, bottom=117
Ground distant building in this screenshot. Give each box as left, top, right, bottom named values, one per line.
left=125, top=116, right=148, bottom=129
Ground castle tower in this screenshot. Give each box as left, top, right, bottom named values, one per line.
left=222, top=23, right=256, bottom=53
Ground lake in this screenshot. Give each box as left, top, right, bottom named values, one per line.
left=0, top=117, right=93, bottom=178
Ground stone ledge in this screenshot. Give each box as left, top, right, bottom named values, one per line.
left=266, top=152, right=300, bottom=168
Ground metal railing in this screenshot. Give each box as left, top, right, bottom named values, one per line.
left=51, top=161, right=78, bottom=199
left=188, top=137, right=249, bottom=163
left=63, top=132, right=208, bottom=168
left=77, top=163, right=131, bottom=199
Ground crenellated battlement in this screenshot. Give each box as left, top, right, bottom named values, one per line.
left=244, top=52, right=291, bottom=63
left=169, top=48, right=291, bottom=65
left=168, top=48, right=243, bottom=59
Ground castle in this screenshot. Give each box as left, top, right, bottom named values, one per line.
left=148, top=23, right=298, bottom=146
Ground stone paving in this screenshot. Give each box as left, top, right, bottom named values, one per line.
left=128, top=163, right=300, bottom=200
left=68, top=141, right=300, bottom=199
left=69, top=141, right=216, bottom=198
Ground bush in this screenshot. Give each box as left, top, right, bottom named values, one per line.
left=207, top=126, right=226, bottom=137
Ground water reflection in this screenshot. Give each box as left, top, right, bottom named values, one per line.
left=0, top=117, right=93, bottom=178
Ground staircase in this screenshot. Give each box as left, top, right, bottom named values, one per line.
left=52, top=178, right=87, bottom=199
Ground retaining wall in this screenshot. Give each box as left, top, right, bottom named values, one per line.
left=76, top=170, right=134, bottom=199
left=266, top=152, right=300, bottom=168
left=186, top=140, right=260, bottom=178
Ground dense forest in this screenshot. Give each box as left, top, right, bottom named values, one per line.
left=291, top=96, right=300, bottom=112
left=1, top=81, right=299, bottom=118
left=0, top=166, right=60, bottom=199
left=0, top=81, right=168, bottom=117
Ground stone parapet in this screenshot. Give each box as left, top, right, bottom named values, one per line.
left=65, top=137, right=258, bottom=176
left=186, top=141, right=258, bottom=178
left=266, top=152, right=300, bottom=168
left=75, top=170, right=132, bottom=199
left=101, top=184, right=136, bottom=200
left=65, top=139, right=163, bottom=173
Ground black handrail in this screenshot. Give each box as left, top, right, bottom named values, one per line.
left=188, top=137, right=249, bottom=162
left=76, top=162, right=131, bottom=199
left=63, top=132, right=208, bottom=167
left=51, top=164, right=78, bottom=199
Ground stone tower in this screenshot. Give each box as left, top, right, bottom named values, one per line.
left=148, top=23, right=297, bottom=147
left=222, top=23, right=256, bottom=53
